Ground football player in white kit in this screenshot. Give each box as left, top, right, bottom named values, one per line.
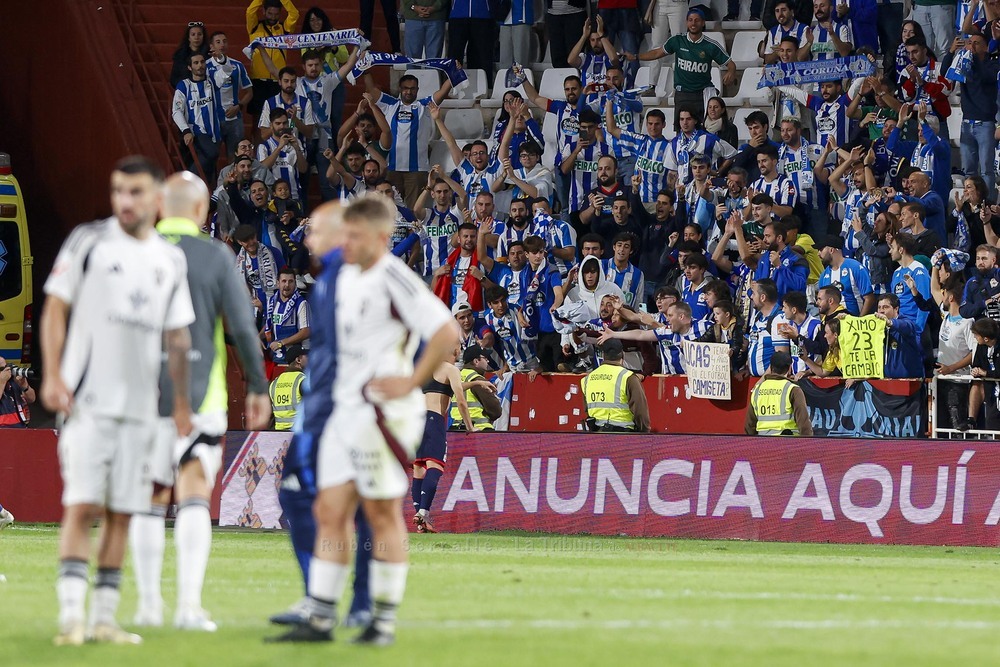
left=40, top=156, right=196, bottom=646
left=130, top=173, right=272, bottom=632
left=270, top=195, right=459, bottom=646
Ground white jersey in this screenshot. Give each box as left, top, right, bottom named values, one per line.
left=377, top=92, right=433, bottom=172
left=296, top=71, right=343, bottom=137
left=334, top=253, right=453, bottom=407
left=43, top=218, right=195, bottom=420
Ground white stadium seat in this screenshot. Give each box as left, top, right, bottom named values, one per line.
left=703, top=32, right=727, bottom=51
left=538, top=68, right=580, bottom=102
left=444, top=108, right=486, bottom=142
left=731, top=31, right=766, bottom=70
left=723, top=67, right=769, bottom=106
left=441, top=69, right=488, bottom=109
left=732, top=108, right=763, bottom=144
left=402, top=68, right=442, bottom=96
left=481, top=69, right=536, bottom=109
left=428, top=140, right=457, bottom=174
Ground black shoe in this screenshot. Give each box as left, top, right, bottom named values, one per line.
left=351, top=622, right=395, bottom=646
left=723, top=13, right=738, bottom=20
left=957, top=418, right=974, bottom=433
left=265, top=621, right=333, bottom=643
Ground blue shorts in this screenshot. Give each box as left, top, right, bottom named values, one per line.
left=414, top=411, right=447, bottom=467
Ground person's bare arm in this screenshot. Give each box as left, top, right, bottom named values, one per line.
left=39, top=296, right=72, bottom=413
left=164, top=326, right=193, bottom=436
left=430, top=101, right=464, bottom=167
left=446, top=364, right=476, bottom=431
left=604, top=98, right=622, bottom=139
left=568, top=20, right=591, bottom=67
left=432, top=75, right=454, bottom=106
left=366, top=93, right=395, bottom=151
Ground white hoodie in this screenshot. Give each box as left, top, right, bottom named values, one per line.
left=564, top=255, right=626, bottom=320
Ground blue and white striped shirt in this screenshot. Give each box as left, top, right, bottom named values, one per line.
left=377, top=93, right=434, bottom=172
left=172, top=79, right=222, bottom=141
left=664, top=130, right=737, bottom=184
left=206, top=56, right=251, bottom=111
left=546, top=100, right=580, bottom=160
left=296, top=71, right=343, bottom=135
left=456, top=157, right=504, bottom=199
left=419, top=205, right=462, bottom=277
left=819, top=258, right=873, bottom=316
left=746, top=305, right=787, bottom=376
left=749, top=174, right=798, bottom=212
left=786, top=314, right=823, bottom=375
left=777, top=141, right=822, bottom=209
left=256, top=137, right=304, bottom=200
left=485, top=307, right=538, bottom=370
left=560, top=140, right=612, bottom=212
left=258, top=92, right=318, bottom=144
left=653, top=320, right=710, bottom=374
left=579, top=52, right=613, bottom=86
left=585, top=92, right=642, bottom=159
left=541, top=215, right=576, bottom=277
left=602, top=260, right=645, bottom=310
left=617, top=130, right=670, bottom=203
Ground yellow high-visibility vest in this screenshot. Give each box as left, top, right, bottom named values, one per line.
left=450, top=367, right=493, bottom=430
left=581, top=364, right=635, bottom=429
left=269, top=370, right=304, bottom=431
left=749, top=377, right=799, bottom=435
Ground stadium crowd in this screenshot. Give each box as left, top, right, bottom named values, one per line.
left=164, top=0, right=1000, bottom=433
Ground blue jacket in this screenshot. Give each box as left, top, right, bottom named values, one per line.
left=754, top=244, right=809, bottom=301
left=883, top=318, right=923, bottom=379
left=450, top=0, right=491, bottom=19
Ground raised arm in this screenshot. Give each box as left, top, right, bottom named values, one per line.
left=429, top=101, right=464, bottom=167
left=365, top=92, right=394, bottom=151
left=604, top=96, right=623, bottom=139
left=521, top=78, right=550, bottom=110
left=567, top=19, right=591, bottom=68
left=431, top=72, right=455, bottom=106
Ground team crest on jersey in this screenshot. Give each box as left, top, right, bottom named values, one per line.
left=895, top=282, right=905, bottom=295
left=129, top=290, right=148, bottom=311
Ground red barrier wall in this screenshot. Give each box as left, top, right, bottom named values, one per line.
left=1, top=430, right=224, bottom=523
left=436, top=433, right=997, bottom=547
left=508, top=374, right=925, bottom=433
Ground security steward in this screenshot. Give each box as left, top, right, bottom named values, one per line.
left=450, top=345, right=503, bottom=431
left=745, top=350, right=814, bottom=436
left=269, top=344, right=306, bottom=431
left=581, top=340, right=650, bottom=432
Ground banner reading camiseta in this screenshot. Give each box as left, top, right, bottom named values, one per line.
left=435, top=433, right=1000, bottom=546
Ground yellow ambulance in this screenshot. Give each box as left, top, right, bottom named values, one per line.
left=0, top=152, right=33, bottom=364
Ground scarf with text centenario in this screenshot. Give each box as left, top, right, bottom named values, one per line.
left=243, top=29, right=368, bottom=60
left=348, top=52, right=468, bottom=90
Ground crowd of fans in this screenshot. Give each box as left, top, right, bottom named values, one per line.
left=166, top=0, right=1000, bottom=432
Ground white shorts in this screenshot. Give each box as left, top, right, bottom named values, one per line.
left=58, top=411, right=156, bottom=515
left=147, top=411, right=227, bottom=489
left=317, top=395, right=425, bottom=499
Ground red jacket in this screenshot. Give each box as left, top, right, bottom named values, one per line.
left=899, top=57, right=954, bottom=119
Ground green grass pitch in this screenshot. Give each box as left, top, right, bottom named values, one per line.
left=1, top=526, right=999, bottom=665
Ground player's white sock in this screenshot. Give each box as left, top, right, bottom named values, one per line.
left=88, top=568, right=122, bottom=628
left=57, top=559, right=89, bottom=627
left=369, top=560, right=408, bottom=635
left=130, top=506, right=166, bottom=616
left=306, top=557, right=350, bottom=630
left=175, top=498, right=212, bottom=611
